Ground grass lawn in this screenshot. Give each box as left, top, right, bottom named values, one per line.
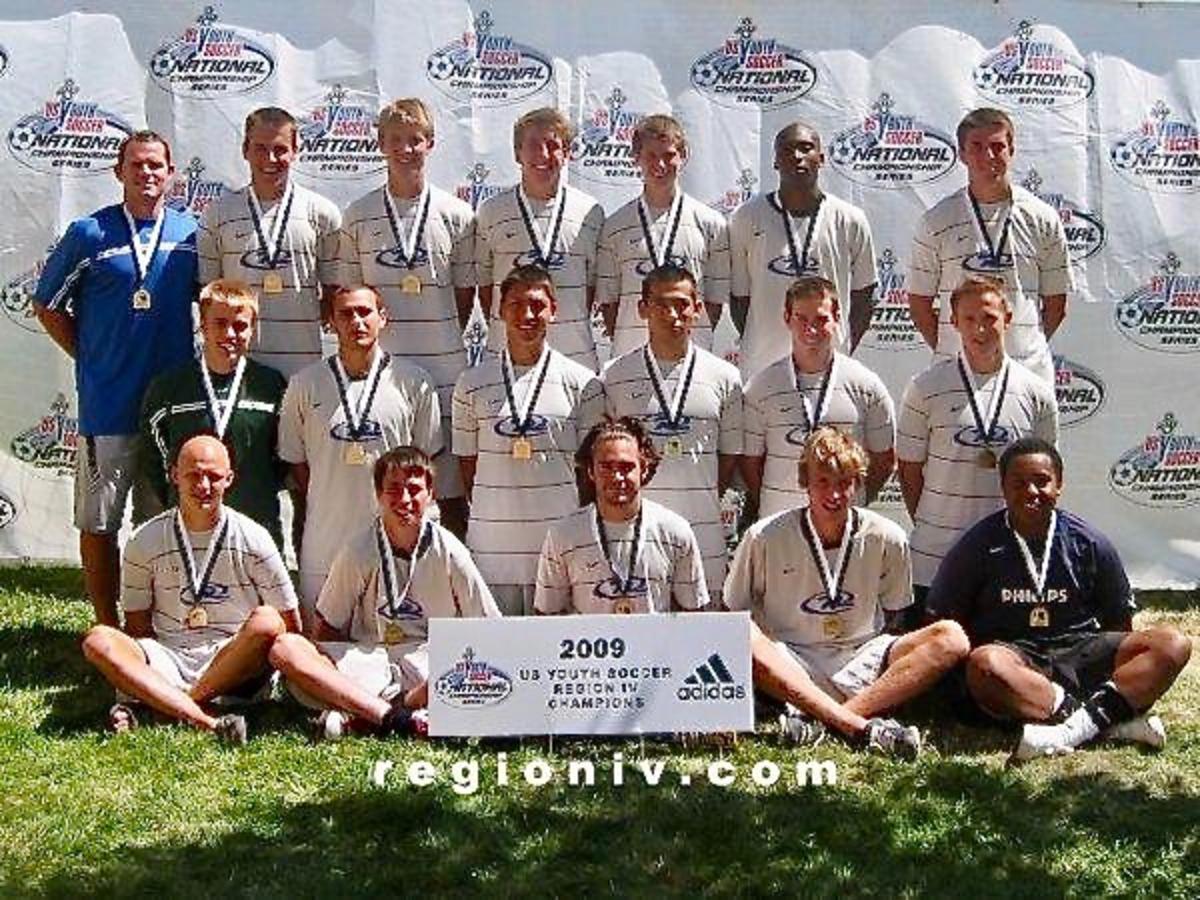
left=0, top=566, right=1196, bottom=898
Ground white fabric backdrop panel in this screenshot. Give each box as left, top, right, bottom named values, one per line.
left=0, top=1, right=1195, bottom=588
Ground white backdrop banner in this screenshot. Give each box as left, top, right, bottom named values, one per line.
left=0, top=1, right=1197, bottom=588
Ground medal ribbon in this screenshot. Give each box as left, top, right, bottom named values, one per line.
left=636, top=192, right=685, bottom=269
left=198, top=356, right=247, bottom=439
left=500, top=345, right=552, bottom=436
left=121, top=206, right=167, bottom=289
left=968, top=192, right=1013, bottom=265
left=595, top=505, right=645, bottom=597
left=643, top=345, right=697, bottom=429
left=516, top=185, right=567, bottom=267
left=376, top=516, right=432, bottom=619
left=173, top=509, right=230, bottom=608
left=329, top=349, right=389, bottom=440
left=957, top=353, right=1010, bottom=447
left=799, top=507, right=858, bottom=610
left=790, top=353, right=838, bottom=433
left=774, top=192, right=822, bottom=275
left=382, top=185, right=432, bottom=270
left=1009, top=510, right=1058, bottom=602
left=246, top=182, right=296, bottom=269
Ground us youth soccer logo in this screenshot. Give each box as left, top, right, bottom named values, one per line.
left=149, top=6, right=275, bottom=98
left=1021, top=169, right=1104, bottom=262
left=455, top=163, right=504, bottom=211
left=689, top=17, right=816, bottom=109
left=799, top=589, right=855, bottom=616
left=570, top=87, right=644, bottom=188
left=708, top=168, right=757, bottom=216
left=829, top=93, right=957, bottom=188
left=11, top=394, right=77, bottom=477
left=864, top=248, right=920, bottom=351
left=1053, top=355, right=1106, bottom=427
left=1, top=249, right=52, bottom=334
left=165, top=157, right=227, bottom=220
left=1109, top=413, right=1200, bottom=508
left=973, top=20, right=1094, bottom=109
left=434, top=646, right=513, bottom=708
left=1110, top=101, right=1200, bottom=194
left=0, top=492, right=16, bottom=530
left=1114, top=253, right=1200, bottom=353
left=425, top=10, right=553, bottom=107
left=295, top=85, right=384, bottom=180
left=7, top=80, right=132, bottom=175
left=676, top=653, right=747, bottom=702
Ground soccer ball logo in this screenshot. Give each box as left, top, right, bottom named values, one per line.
left=7, top=119, right=39, bottom=152
left=427, top=54, right=456, bottom=81
left=1115, top=300, right=1145, bottom=329
left=691, top=59, right=721, bottom=88
left=829, top=135, right=856, bottom=166
left=1109, top=458, right=1140, bottom=488
left=974, top=65, right=999, bottom=91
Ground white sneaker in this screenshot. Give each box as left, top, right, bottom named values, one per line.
left=1104, top=714, right=1166, bottom=750
left=1010, top=722, right=1077, bottom=763
left=313, top=709, right=347, bottom=742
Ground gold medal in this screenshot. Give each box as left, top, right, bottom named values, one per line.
left=822, top=616, right=843, bottom=639
left=511, top=437, right=533, bottom=460
left=186, top=605, right=209, bottom=629
left=1029, top=606, right=1050, bottom=628
left=400, top=273, right=422, bottom=294
left=977, top=448, right=997, bottom=469
left=383, top=622, right=405, bottom=645
left=344, top=442, right=369, bottom=465
left=263, top=272, right=284, bottom=294
left=132, top=288, right=152, bottom=310
left=663, top=436, right=685, bottom=458
left=613, top=598, right=634, bottom=615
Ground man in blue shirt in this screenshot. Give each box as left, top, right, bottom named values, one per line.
left=35, top=130, right=198, bottom=627
left=927, top=437, right=1191, bottom=762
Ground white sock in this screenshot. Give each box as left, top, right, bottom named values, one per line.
left=1055, top=706, right=1101, bottom=748
left=1050, top=682, right=1066, bottom=716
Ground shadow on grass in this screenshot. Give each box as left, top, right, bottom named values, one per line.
left=0, top=565, right=84, bottom=601
left=26, top=761, right=1199, bottom=898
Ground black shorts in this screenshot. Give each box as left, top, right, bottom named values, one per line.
left=997, top=631, right=1129, bottom=696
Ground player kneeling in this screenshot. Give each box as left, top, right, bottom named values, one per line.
left=269, top=447, right=500, bottom=739
left=81, top=435, right=302, bottom=744
left=926, top=437, right=1191, bottom=762
left=725, top=427, right=969, bottom=758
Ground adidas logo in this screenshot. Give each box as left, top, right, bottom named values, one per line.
left=677, top=653, right=746, bottom=702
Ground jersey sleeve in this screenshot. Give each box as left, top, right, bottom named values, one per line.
left=583, top=202, right=605, bottom=289
left=315, top=543, right=366, bottom=633
left=533, top=528, right=572, bottom=614
left=329, top=221, right=363, bottom=288
left=718, top=373, right=744, bottom=456
left=1033, top=385, right=1060, bottom=447
left=594, top=216, right=618, bottom=307
left=742, top=376, right=767, bottom=458
left=895, top=376, right=930, bottom=463
left=1089, top=530, right=1137, bottom=627
left=138, top=376, right=171, bottom=509
left=450, top=208, right=477, bottom=290
left=906, top=210, right=941, bottom=298
left=878, top=529, right=914, bottom=612
left=848, top=211, right=878, bottom=292
left=246, top=525, right=300, bottom=612
left=672, top=524, right=710, bottom=611
left=196, top=203, right=223, bottom=286
left=451, top=373, right=478, bottom=457
left=702, top=213, right=732, bottom=306
left=448, top=538, right=502, bottom=618
left=728, top=203, right=753, bottom=298
left=1037, top=209, right=1075, bottom=297
left=277, top=374, right=308, bottom=465
left=722, top=525, right=762, bottom=615
left=577, top=374, right=607, bottom=437
left=474, top=204, right=495, bottom=288
left=315, top=200, right=343, bottom=288
left=925, top=530, right=983, bottom=625
left=34, top=220, right=87, bottom=313
left=863, top=373, right=897, bottom=453
left=120, top=528, right=156, bottom=614
left=411, top=373, right=444, bottom=456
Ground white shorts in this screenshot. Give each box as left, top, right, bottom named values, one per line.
left=121, top=637, right=274, bottom=704
left=75, top=434, right=151, bottom=533
left=287, top=640, right=427, bottom=710
left=779, top=633, right=899, bottom=701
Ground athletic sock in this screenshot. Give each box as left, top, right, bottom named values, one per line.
left=1082, top=681, right=1136, bottom=731
left=1047, top=683, right=1080, bottom=724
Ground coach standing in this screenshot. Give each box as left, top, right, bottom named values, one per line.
left=35, top=130, right=198, bottom=627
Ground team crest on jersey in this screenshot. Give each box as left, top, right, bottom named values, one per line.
left=973, top=20, right=1094, bottom=109
left=10, top=394, right=77, bottom=477
left=634, top=255, right=689, bottom=277
left=239, top=245, right=294, bottom=271
left=953, top=423, right=1013, bottom=451
left=689, top=17, right=816, bottom=109
left=569, top=86, right=644, bottom=187
left=295, top=85, right=384, bottom=180
left=455, top=163, right=504, bottom=211
left=1109, top=412, right=1200, bottom=508
left=766, top=248, right=821, bottom=278
left=330, top=419, right=383, bottom=442
left=708, top=168, right=757, bottom=216
left=378, top=596, right=424, bottom=621
left=149, top=6, right=275, bottom=97
left=829, top=93, right=957, bottom=189
left=425, top=10, right=553, bottom=107
left=1114, top=253, right=1200, bottom=353
left=6, top=80, right=132, bottom=176
left=1053, top=354, right=1106, bottom=427
left=864, top=248, right=920, bottom=351
left=644, top=414, right=692, bottom=438
left=493, top=414, right=550, bottom=439
left=513, top=248, right=566, bottom=270
left=1110, top=101, right=1200, bottom=194
left=800, top=589, right=855, bottom=616
left=0, top=492, right=16, bottom=530
left=376, top=245, right=431, bottom=270
left=434, top=646, right=513, bottom=708
left=1, top=247, right=53, bottom=334
left=165, top=157, right=227, bottom=220
left=593, top=575, right=649, bottom=601
left=1020, top=169, right=1105, bottom=261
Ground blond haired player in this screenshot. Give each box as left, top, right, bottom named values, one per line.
left=727, top=428, right=969, bottom=757
left=475, top=107, right=605, bottom=369
left=331, top=98, right=475, bottom=535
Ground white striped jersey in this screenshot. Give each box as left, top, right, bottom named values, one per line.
left=316, top=518, right=500, bottom=651
left=744, top=352, right=895, bottom=519
left=600, top=343, right=743, bottom=598
left=452, top=347, right=605, bottom=588
left=278, top=351, right=443, bottom=602
left=197, top=183, right=341, bottom=379
left=475, top=185, right=605, bottom=369
left=724, top=506, right=911, bottom=673
left=908, top=185, right=1073, bottom=384
left=595, top=192, right=731, bottom=357
left=897, top=356, right=1059, bottom=586
left=534, top=500, right=710, bottom=615
left=121, top=507, right=298, bottom=652
left=330, top=184, right=475, bottom=498
left=729, top=191, right=876, bottom=382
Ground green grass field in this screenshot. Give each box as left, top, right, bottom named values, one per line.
left=0, top=567, right=1196, bottom=898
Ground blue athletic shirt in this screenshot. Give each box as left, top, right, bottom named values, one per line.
left=34, top=204, right=197, bottom=435
left=926, top=508, right=1135, bottom=646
